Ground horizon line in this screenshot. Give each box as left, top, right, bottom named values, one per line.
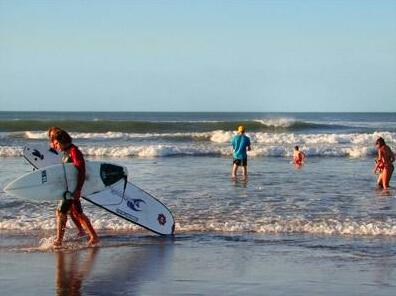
left=1, top=110, right=396, bottom=114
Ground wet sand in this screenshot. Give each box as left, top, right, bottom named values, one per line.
left=1, top=232, right=395, bottom=296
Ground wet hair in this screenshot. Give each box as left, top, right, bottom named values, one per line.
left=375, top=137, right=385, bottom=147
left=48, top=127, right=61, bottom=139
left=54, top=130, right=72, bottom=147
left=294, top=146, right=299, bottom=150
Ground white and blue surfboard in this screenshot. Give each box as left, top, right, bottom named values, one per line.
left=20, top=144, right=175, bottom=235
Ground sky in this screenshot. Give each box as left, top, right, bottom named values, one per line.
left=0, top=0, right=395, bottom=112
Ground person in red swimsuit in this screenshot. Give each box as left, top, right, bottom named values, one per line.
left=373, top=137, right=395, bottom=190
left=52, top=130, right=99, bottom=247
left=293, top=146, right=305, bottom=167
left=48, top=127, right=85, bottom=238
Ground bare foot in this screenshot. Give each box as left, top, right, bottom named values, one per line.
left=88, top=237, right=99, bottom=247
left=53, top=240, right=62, bottom=248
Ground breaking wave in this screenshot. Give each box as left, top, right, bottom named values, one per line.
left=1, top=131, right=394, bottom=158
left=5, top=130, right=396, bottom=146
left=1, top=202, right=395, bottom=237
left=0, top=144, right=379, bottom=158
left=0, top=118, right=339, bottom=133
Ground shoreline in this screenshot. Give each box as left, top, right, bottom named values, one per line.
left=1, top=232, right=395, bottom=296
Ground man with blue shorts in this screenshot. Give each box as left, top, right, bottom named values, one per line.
left=231, top=125, right=251, bottom=179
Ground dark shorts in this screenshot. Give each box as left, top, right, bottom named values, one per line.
left=233, top=158, right=247, bottom=166
left=57, top=199, right=83, bottom=214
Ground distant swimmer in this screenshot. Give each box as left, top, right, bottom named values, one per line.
left=231, top=125, right=251, bottom=179
left=373, top=137, right=395, bottom=190
left=293, top=146, right=305, bottom=167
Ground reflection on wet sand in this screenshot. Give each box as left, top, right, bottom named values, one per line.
left=55, top=248, right=99, bottom=296
left=85, top=239, right=174, bottom=295
left=374, top=255, right=395, bottom=288
left=231, top=178, right=248, bottom=188
left=55, top=237, right=174, bottom=296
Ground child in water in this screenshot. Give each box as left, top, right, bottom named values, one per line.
left=231, top=125, right=251, bottom=179
left=293, top=146, right=305, bottom=167
left=373, top=137, right=395, bottom=190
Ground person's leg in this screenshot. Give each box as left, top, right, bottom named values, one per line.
left=70, top=208, right=85, bottom=237
left=389, top=165, right=394, bottom=187
left=72, top=201, right=99, bottom=246
left=383, top=166, right=394, bottom=189
left=78, top=214, right=99, bottom=246
left=377, top=172, right=383, bottom=188
left=241, top=158, right=248, bottom=179
left=382, top=168, right=390, bottom=190
left=54, top=210, right=68, bottom=247
left=54, top=199, right=72, bottom=247
left=232, top=163, right=238, bottom=178
left=242, top=165, right=248, bottom=179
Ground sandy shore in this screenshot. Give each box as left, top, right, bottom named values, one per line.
left=1, top=232, right=395, bottom=296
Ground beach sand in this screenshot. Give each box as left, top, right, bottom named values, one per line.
left=1, top=232, right=395, bottom=296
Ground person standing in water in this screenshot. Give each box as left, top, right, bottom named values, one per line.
left=293, top=146, right=305, bottom=167
left=52, top=129, right=99, bottom=247
left=373, top=137, right=395, bottom=190
left=48, top=127, right=85, bottom=238
left=231, top=125, right=251, bottom=179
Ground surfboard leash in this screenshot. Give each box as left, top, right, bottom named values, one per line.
left=62, top=163, right=73, bottom=200
left=122, top=174, right=128, bottom=199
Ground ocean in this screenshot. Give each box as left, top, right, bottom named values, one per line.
left=1, top=112, right=396, bottom=295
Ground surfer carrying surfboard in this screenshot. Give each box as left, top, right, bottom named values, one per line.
left=231, top=125, right=251, bottom=179
left=52, top=130, right=99, bottom=247
left=48, top=127, right=85, bottom=238
left=373, top=137, right=395, bottom=190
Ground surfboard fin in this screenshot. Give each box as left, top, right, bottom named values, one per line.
left=100, top=163, right=128, bottom=186
left=122, top=175, right=128, bottom=199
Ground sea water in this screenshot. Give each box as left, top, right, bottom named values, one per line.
left=1, top=112, right=396, bottom=234
left=0, top=112, right=395, bottom=295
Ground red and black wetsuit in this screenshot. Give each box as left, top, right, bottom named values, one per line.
left=59, top=144, right=85, bottom=214
left=69, top=144, right=85, bottom=200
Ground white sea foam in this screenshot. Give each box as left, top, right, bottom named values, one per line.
left=19, top=130, right=396, bottom=147
left=2, top=211, right=396, bottom=236
left=24, top=131, right=48, bottom=139
left=0, top=146, right=23, bottom=157
left=83, top=144, right=225, bottom=157
left=210, top=130, right=234, bottom=143
left=253, top=118, right=297, bottom=128
left=175, top=218, right=396, bottom=236
left=2, top=131, right=395, bottom=158
left=0, top=144, right=380, bottom=158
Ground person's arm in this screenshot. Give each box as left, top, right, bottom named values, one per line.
left=247, top=138, right=251, bottom=151
left=70, top=148, right=85, bottom=199
left=231, top=137, right=236, bottom=152
left=373, top=150, right=383, bottom=173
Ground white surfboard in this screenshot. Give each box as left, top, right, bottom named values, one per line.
left=24, top=144, right=63, bottom=168
left=4, top=162, right=128, bottom=201
left=22, top=144, right=175, bottom=235
left=84, top=180, right=175, bottom=235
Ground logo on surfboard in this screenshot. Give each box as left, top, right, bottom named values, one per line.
left=127, top=199, right=145, bottom=211
left=32, top=149, right=44, bottom=161
left=41, top=170, right=47, bottom=184
left=158, top=214, right=166, bottom=225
